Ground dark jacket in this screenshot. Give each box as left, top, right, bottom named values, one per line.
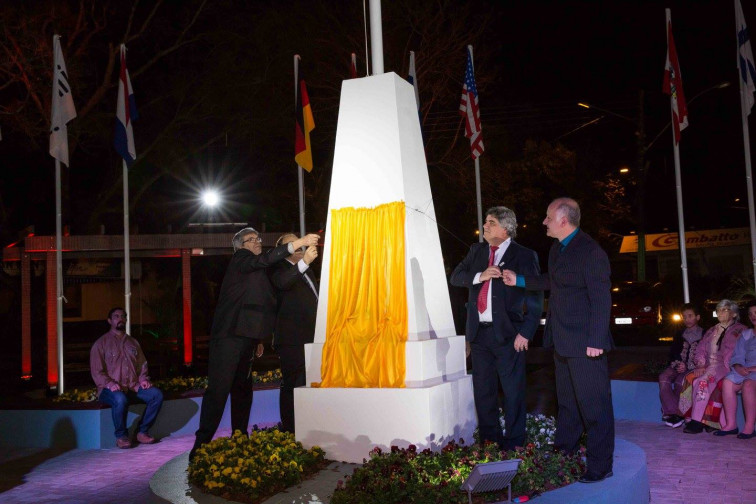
left=269, top=259, right=319, bottom=347
left=450, top=240, right=543, bottom=343
left=523, top=230, right=614, bottom=357
left=210, top=244, right=291, bottom=341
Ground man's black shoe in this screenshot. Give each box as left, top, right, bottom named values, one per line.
left=578, top=470, right=613, bottom=483
left=683, top=420, right=704, bottom=434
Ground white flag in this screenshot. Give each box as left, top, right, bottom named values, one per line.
left=736, top=0, right=756, bottom=114
left=49, top=35, right=76, bottom=166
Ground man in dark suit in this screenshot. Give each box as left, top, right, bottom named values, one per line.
left=189, top=227, right=319, bottom=460
left=270, top=232, right=319, bottom=434
left=503, top=197, right=615, bottom=483
left=450, top=206, right=543, bottom=451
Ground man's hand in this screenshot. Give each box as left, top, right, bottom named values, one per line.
left=108, top=383, right=121, bottom=392
left=303, top=245, right=318, bottom=265
left=586, top=347, right=604, bottom=357
left=501, top=269, right=517, bottom=286
left=734, top=364, right=749, bottom=377
left=514, top=334, right=529, bottom=352
left=140, top=380, right=152, bottom=390
left=479, top=266, right=502, bottom=282
left=292, top=233, right=320, bottom=250
left=256, top=342, right=265, bottom=358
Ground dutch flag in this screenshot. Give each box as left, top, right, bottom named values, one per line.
left=114, top=44, right=137, bottom=165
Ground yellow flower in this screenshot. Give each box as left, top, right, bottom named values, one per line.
left=222, top=467, right=233, bottom=476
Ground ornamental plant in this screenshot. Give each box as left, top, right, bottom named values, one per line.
left=188, top=429, right=327, bottom=503
left=53, top=370, right=282, bottom=403
left=331, top=414, right=585, bottom=504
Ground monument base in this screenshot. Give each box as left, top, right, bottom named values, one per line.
left=294, top=374, right=475, bottom=463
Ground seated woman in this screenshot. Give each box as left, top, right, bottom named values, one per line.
left=715, top=299, right=756, bottom=439
left=680, top=299, right=746, bottom=434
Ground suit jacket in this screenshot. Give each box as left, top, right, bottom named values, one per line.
left=210, top=244, right=291, bottom=341
left=523, top=230, right=614, bottom=357
left=269, top=260, right=319, bottom=347
left=450, top=240, right=543, bottom=343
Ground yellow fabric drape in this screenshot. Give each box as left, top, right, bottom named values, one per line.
left=318, top=201, right=407, bottom=388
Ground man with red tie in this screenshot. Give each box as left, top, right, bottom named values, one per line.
left=451, top=206, right=542, bottom=451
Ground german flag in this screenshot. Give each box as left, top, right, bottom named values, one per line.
left=294, top=59, right=315, bottom=172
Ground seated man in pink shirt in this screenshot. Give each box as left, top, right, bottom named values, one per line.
left=90, top=308, right=163, bottom=449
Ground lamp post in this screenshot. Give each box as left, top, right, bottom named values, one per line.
left=578, top=81, right=730, bottom=282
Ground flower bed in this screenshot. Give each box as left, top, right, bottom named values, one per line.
left=330, top=413, right=585, bottom=504
left=187, top=428, right=327, bottom=504
left=53, top=370, right=282, bottom=403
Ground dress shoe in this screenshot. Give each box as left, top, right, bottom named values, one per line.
left=737, top=431, right=756, bottom=439
left=664, top=415, right=685, bottom=428
left=683, top=420, right=704, bottom=434
left=136, top=432, right=156, bottom=444
left=578, top=470, right=613, bottom=483
left=713, top=428, right=739, bottom=437
left=116, top=437, right=133, bottom=449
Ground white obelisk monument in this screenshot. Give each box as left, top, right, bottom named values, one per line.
left=293, top=34, right=475, bottom=461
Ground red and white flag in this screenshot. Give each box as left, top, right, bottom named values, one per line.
left=114, top=44, right=138, bottom=165
left=459, top=45, right=484, bottom=159
left=663, top=9, right=688, bottom=144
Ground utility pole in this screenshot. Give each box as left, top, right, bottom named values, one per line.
left=636, top=89, right=647, bottom=282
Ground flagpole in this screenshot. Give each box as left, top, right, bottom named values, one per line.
left=123, top=159, right=131, bottom=334
left=671, top=136, right=690, bottom=302
left=369, top=0, right=384, bottom=74
left=55, top=158, right=65, bottom=394
left=295, top=55, right=306, bottom=237
left=468, top=45, right=484, bottom=242
left=736, top=0, right=756, bottom=288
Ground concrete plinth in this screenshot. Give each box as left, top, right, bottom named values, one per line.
left=295, top=375, right=475, bottom=463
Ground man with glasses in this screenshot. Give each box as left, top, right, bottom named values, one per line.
left=190, top=227, right=319, bottom=460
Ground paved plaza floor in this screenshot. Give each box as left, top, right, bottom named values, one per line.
left=1, top=419, right=755, bottom=504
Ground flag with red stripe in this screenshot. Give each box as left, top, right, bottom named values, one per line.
left=295, top=57, right=315, bottom=172
left=114, top=44, right=138, bottom=165
left=663, top=10, right=688, bottom=144
left=459, top=46, right=484, bottom=159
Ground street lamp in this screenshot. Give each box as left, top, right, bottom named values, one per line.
left=201, top=189, right=220, bottom=207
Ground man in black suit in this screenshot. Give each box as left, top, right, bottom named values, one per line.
left=270, top=232, right=319, bottom=434
left=503, top=197, right=614, bottom=483
left=450, top=206, right=542, bottom=451
left=189, top=227, right=319, bottom=460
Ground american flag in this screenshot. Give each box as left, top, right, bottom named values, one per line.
left=663, top=10, right=688, bottom=144
left=459, top=46, right=484, bottom=159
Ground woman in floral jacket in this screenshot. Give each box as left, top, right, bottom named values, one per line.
left=680, top=299, right=746, bottom=434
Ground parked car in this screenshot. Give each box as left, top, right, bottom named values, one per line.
left=611, top=281, right=662, bottom=326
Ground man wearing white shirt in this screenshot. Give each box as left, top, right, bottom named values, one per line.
left=270, top=233, right=319, bottom=434
left=450, top=207, right=542, bottom=450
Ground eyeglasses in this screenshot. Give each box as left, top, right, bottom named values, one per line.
left=716, top=308, right=731, bottom=313
left=243, top=236, right=262, bottom=244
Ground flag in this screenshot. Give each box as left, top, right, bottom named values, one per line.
left=350, top=53, right=358, bottom=79
left=49, top=35, right=76, bottom=166
left=114, top=44, right=138, bottom=165
left=663, top=10, right=688, bottom=144
left=459, top=46, right=484, bottom=159
left=408, top=51, right=420, bottom=110
left=736, top=0, right=756, bottom=114
left=295, top=56, right=315, bottom=172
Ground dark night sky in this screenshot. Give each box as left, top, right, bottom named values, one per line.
left=1, top=0, right=755, bottom=242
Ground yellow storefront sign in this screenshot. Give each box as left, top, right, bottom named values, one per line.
left=620, top=227, right=751, bottom=253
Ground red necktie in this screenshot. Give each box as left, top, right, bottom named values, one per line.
left=477, top=245, right=499, bottom=313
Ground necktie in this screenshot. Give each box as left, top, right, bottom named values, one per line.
left=477, top=245, right=499, bottom=313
